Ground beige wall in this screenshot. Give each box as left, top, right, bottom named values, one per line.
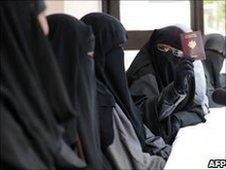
left=45, top=1, right=64, bottom=15
left=45, top=0, right=102, bottom=19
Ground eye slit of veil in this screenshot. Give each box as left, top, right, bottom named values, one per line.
left=87, top=51, right=94, bottom=58
left=157, top=43, right=183, bottom=58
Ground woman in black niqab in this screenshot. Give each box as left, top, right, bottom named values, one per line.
left=1, top=1, right=85, bottom=169
left=203, top=34, right=225, bottom=107
left=81, top=13, right=171, bottom=170
left=47, top=14, right=112, bottom=170
left=81, top=12, right=146, bottom=150
left=127, top=26, right=206, bottom=144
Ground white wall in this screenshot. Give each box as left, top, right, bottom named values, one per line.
left=44, top=1, right=134, bottom=69
left=64, top=1, right=102, bottom=19
left=45, top=0, right=102, bottom=19
left=45, top=1, right=64, bottom=15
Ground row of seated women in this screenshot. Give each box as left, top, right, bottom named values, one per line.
left=1, top=1, right=224, bottom=170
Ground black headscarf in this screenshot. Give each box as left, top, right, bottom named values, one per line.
left=127, top=26, right=206, bottom=143
left=32, top=0, right=46, bottom=15
left=1, top=1, right=85, bottom=169
left=203, top=34, right=225, bottom=88
left=81, top=13, right=146, bottom=149
left=127, top=26, right=196, bottom=111
left=47, top=14, right=111, bottom=169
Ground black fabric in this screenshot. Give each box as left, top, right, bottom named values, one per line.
left=128, top=26, right=197, bottom=114
left=203, top=34, right=225, bottom=107
left=32, top=0, right=46, bottom=15
left=81, top=13, right=146, bottom=150
left=204, top=34, right=225, bottom=56
left=47, top=14, right=93, bottom=145
left=96, top=80, right=116, bottom=150
left=127, top=26, right=206, bottom=144
left=47, top=14, right=111, bottom=170
left=173, top=58, right=194, bottom=94
left=1, top=1, right=86, bottom=169
left=204, top=50, right=224, bottom=88
left=212, top=87, right=226, bottom=106
left=204, top=34, right=225, bottom=88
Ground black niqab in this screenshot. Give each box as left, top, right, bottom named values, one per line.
left=47, top=14, right=111, bottom=169
left=128, top=26, right=195, bottom=111
left=203, top=34, right=225, bottom=88
left=127, top=26, right=205, bottom=143
left=81, top=13, right=146, bottom=149
left=1, top=1, right=85, bottom=169
left=204, top=34, right=225, bottom=55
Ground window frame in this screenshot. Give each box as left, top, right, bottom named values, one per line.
left=102, top=0, right=204, bottom=50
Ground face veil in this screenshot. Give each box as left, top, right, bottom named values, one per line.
left=204, top=34, right=225, bottom=88
left=47, top=14, right=110, bottom=169
left=81, top=13, right=147, bottom=149
left=128, top=26, right=196, bottom=112
left=126, top=26, right=208, bottom=143
left=0, top=1, right=85, bottom=169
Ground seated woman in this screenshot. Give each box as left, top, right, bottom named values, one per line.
left=1, top=1, right=85, bottom=169
left=81, top=13, right=171, bottom=170
left=47, top=14, right=112, bottom=169
left=127, top=26, right=206, bottom=144
left=203, top=34, right=225, bottom=107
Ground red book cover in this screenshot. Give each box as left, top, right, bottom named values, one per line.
left=180, top=31, right=206, bottom=60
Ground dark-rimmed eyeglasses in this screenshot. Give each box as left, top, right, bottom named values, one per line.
left=157, top=43, right=183, bottom=58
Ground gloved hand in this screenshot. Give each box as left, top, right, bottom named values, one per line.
left=174, top=58, right=194, bottom=94
left=212, top=87, right=226, bottom=106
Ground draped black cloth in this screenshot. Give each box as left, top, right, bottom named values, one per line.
left=81, top=13, right=147, bottom=150
left=127, top=26, right=206, bottom=144
left=203, top=34, right=225, bottom=107
left=1, top=1, right=85, bottom=169
left=204, top=34, right=225, bottom=88
left=212, top=87, right=226, bottom=106
left=47, top=14, right=112, bottom=170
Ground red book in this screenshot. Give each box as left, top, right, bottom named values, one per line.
left=180, top=31, right=206, bottom=60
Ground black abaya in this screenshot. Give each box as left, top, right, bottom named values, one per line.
left=127, top=26, right=206, bottom=144
left=81, top=13, right=171, bottom=163
left=81, top=12, right=146, bottom=149
left=47, top=14, right=112, bottom=170
left=203, top=34, right=225, bottom=107
left=0, top=1, right=85, bottom=169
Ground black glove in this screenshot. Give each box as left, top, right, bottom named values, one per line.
left=174, top=58, right=194, bottom=94
left=212, top=87, right=226, bottom=106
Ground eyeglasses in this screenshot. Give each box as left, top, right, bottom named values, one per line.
left=157, top=43, right=183, bottom=58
